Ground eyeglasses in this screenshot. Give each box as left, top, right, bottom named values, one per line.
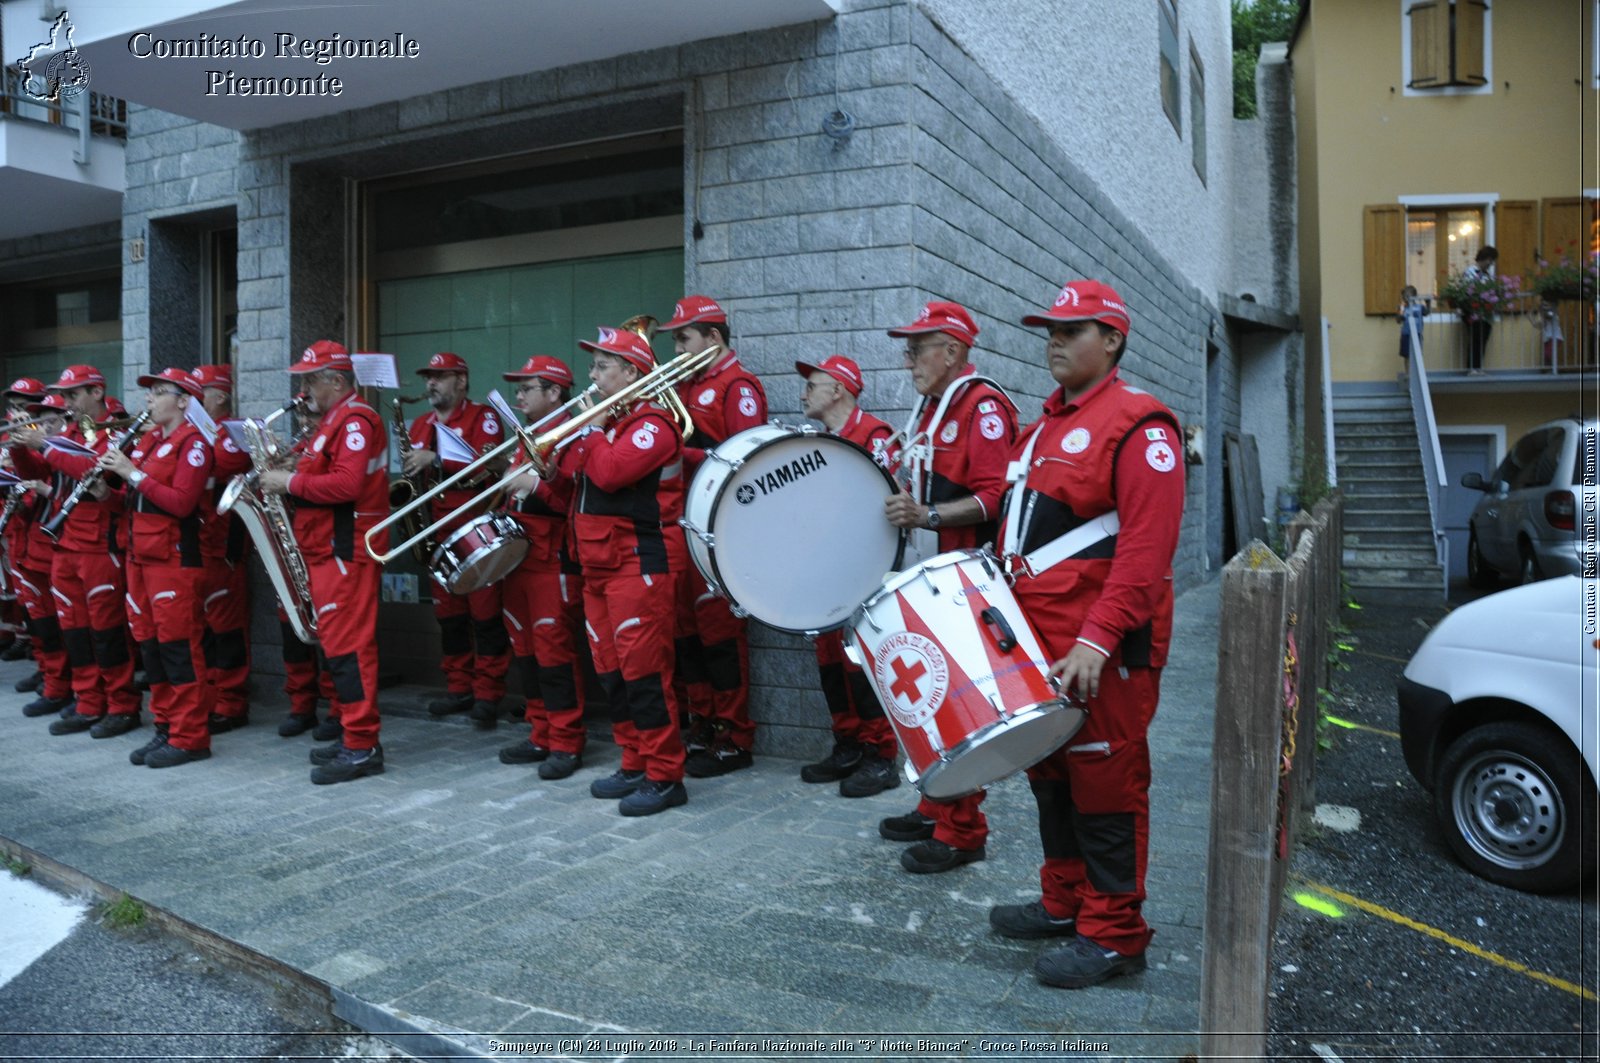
left=903, top=338, right=948, bottom=361
left=802, top=380, right=837, bottom=393
left=514, top=382, right=551, bottom=394
left=149, top=388, right=183, bottom=399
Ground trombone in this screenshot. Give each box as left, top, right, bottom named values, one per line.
left=365, top=343, right=721, bottom=566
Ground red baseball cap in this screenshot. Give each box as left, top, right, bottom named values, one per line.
left=503, top=355, right=574, bottom=388
left=3, top=378, right=45, bottom=400
left=887, top=301, right=980, bottom=346
left=1022, top=279, right=1132, bottom=337
left=191, top=364, right=233, bottom=392
left=417, top=351, right=470, bottom=375
left=26, top=394, right=68, bottom=413
left=289, top=340, right=351, bottom=374
left=579, top=326, right=656, bottom=374
left=46, top=365, right=107, bottom=391
left=795, top=355, right=864, bottom=397
left=662, top=294, right=727, bottom=331
left=136, top=367, right=204, bottom=398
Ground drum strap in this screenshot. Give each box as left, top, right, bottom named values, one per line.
left=1001, top=424, right=1119, bottom=578
left=902, top=373, right=1011, bottom=504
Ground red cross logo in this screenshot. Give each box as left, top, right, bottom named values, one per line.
left=889, top=655, right=928, bottom=704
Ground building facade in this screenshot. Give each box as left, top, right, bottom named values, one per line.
left=2, top=0, right=1294, bottom=752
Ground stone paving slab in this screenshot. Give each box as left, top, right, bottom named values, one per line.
left=0, top=582, right=1218, bottom=1061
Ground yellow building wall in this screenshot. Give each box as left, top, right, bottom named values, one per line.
left=1433, top=391, right=1584, bottom=447
left=1306, top=1, right=1596, bottom=387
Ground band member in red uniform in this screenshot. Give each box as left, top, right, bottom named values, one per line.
left=878, top=302, right=1018, bottom=874
left=190, top=365, right=253, bottom=733
left=406, top=352, right=511, bottom=728
left=259, top=341, right=390, bottom=785
left=988, top=280, right=1183, bottom=990
left=99, top=368, right=213, bottom=767
left=4, top=380, right=72, bottom=717
left=0, top=380, right=40, bottom=665
left=662, top=295, right=765, bottom=776
left=16, top=366, right=141, bottom=737
left=564, top=326, right=689, bottom=816
left=497, top=355, right=587, bottom=780
left=792, top=355, right=903, bottom=797
left=273, top=392, right=339, bottom=741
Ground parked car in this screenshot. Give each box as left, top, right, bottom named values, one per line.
left=1461, top=417, right=1596, bottom=587
left=1398, top=576, right=1598, bottom=892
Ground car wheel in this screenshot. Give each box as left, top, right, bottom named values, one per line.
left=1435, top=721, right=1595, bottom=893
left=1517, top=546, right=1543, bottom=586
left=1466, top=529, right=1498, bottom=589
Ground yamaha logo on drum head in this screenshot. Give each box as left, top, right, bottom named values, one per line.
left=735, top=484, right=756, bottom=504
left=873, top=631, right=949, bottom=728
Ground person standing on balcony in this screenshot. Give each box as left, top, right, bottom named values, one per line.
left=1397, top=285, right=1429, bottom=372
left=1463, top=246, right=1498, bottom=375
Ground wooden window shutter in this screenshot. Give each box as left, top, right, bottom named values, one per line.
left=1454, top=0, right=1489, bottom=86
left=1363, top=204, right=1406, bottom=315
left=1494, top=201, right=1537, bottom=289
left=1542, top=197, right=1586, bottom=263
left=1407, top=2, right=1449, bottom=88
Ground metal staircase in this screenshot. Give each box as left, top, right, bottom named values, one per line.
left=1333, top=385, right=1445, bottom=591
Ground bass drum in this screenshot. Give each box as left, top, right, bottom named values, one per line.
left=681, top=424, right=903, bottom=634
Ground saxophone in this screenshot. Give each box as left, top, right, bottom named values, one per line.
left=216, top=399, right=318, bottom=644
left=388, top=395, right=433, bottom=564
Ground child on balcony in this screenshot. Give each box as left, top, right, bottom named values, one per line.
left=1398, top=285, right=1429, bottom=371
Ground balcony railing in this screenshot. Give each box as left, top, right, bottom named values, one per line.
left=0, top=65, right=127, bottom=140
left=1405, top=294, right=1596, bottom=378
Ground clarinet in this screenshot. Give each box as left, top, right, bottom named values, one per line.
left=41, top=411, right=153, bottom=543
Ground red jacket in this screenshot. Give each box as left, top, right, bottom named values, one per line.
left=33, top=410, right=132, bottom=554
left=409, top=399, right=505, bottom=536
left=911, top=366, right=1017, bottom=551
left=1000, top=370, right=1184, bottom=668
left=568, top=401, right=685, bottom=575
left=833, top=406, right=897, bottom=467
left=127, top=423, right=212, bottom=567
left=675, top=349, right=766, bottom=467
left=506, top=415, right=580, bottom=567
left=287, top=391, right=388, bottom=564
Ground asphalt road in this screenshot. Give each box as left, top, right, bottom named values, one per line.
left=1267, top=581, right=1599, bottom=1061
left=0, top=871, right=400, bottom=1062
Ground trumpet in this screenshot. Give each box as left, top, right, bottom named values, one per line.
left=365, top=344, right=720, bottom=566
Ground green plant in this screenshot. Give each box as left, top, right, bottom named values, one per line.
left=1232, top=0, right=1298, bottom=118
left=99, top=894, right=147, bottom=930
left=3, top=851, right=29, bottom=877
left=1441, top=268, right=1523, bottom=323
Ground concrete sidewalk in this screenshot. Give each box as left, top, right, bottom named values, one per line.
left=0, top=581, right=1218, bottom=1062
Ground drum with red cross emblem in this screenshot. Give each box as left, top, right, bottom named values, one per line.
left=847, top=549, right=1085, bottom=799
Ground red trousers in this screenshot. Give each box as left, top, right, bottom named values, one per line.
left=13, top=560, right=70, bottom=700
left=127, top=561, right=208, bottom=752
left=919, top=792, right=988, bottom=850
left=277, top=606, right=330, bottom=719
left=200, top=559, right=250, bottom=718
left=813, top=629, right=895, bottom=758
left=584, top=568, right=684, bottom=782
left=430, top=576, right=510, bottom=701
left=1024, top=665, right=1159, bottom=956
left=501, top=562, right=586, bottom=754
left=308, top=558, right=381, bottom=750
left=674, top=570, right=752, bottom=750
left=52, top=550, right=137, bottom=718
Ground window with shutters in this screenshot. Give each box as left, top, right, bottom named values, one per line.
left=1159, top=0, right=1181, bottom=134
left=1363, top=196, right=1535, bottom=315
left=1402, top=0, right=1492, bottom=96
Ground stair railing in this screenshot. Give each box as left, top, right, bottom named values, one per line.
left=1405, top=314, right=1449, bottom=597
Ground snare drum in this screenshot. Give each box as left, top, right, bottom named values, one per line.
left=681, top=424, right=903, bottom=633
left=428, top=511, right=529, bottom=595
left=848, top=549, right=1085, bottom=800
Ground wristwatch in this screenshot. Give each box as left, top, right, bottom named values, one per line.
left=926, top=505, right=942, bottom=530
left=128, top=470, right=147, bottom=488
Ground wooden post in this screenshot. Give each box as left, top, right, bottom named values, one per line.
left=1283, top=535, right=1316, bottom=877
left=1201, top=541, right=1289, bottom=1060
